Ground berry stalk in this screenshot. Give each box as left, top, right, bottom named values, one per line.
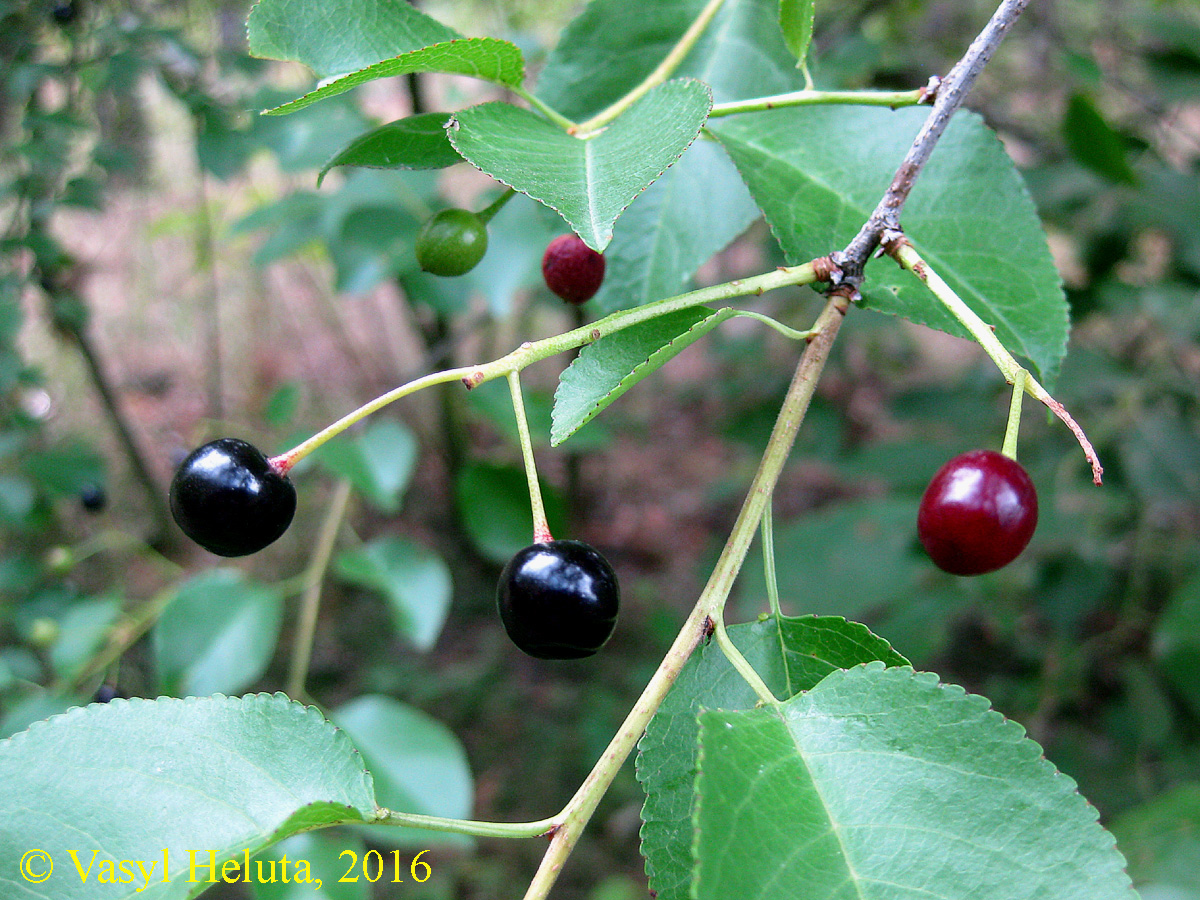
left=888, top=239, right=1103, bottom=484
left=508, top=372, right=553, bottom=544
left=1002, top=368, right=1028, bottom=460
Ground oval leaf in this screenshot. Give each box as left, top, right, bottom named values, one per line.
left=266, top=39, right=526, bottom=116
left=448, top=79, right=713, bottom=252
left=710, top=107, right=1069, bottom=381
left=315, top=418, right=418, bottom=514
left=318, top=113, right=461, bottom=186
left=153, top=569, right=284, bottom=698
left=693, top=664, right=1136, bottom=900
left=0, top=694, right=376, bottom=900
left=332, top=695, right=473, bottom=849
left=551, top=307, right=735, bottom=445
left=248, top=0, right=461, bottom=77
left=638, top=615, right=907, bottom=900
left=333, top=537, right=452, bottom=652
left=779, top=0, right=816, bottom=66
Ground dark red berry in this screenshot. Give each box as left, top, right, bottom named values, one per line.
left=169, top=438, right=296, bottom=557
left=415, top=208, right=488, bottom=277
left=542, top=234, right=605, bottom=304
left=497, top=540, right=619, bottom=660
left=917, top=449, right=1038, bottom=576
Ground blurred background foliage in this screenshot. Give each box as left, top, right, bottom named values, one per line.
left=1, top=0, right=1199, bottom=897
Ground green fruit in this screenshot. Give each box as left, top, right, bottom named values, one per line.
left=415, top=208, right=488, bottom=277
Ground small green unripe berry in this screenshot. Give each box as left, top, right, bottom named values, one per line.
left=415, top=208, right=488, bottom=277
left=29, top=617, right=60, bottom=649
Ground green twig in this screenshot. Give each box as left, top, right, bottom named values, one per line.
left=762, top=500, right=782, bottom=619
left=271, top=262, right=819, bottom=473
left=512, top=85, right=578, bottom=131
left=287, top=478, right=353, bottom=700
left=372, top=809, right=558, bottom=840
left=574, top=0, right=729, bottom=135
left=709, top=87, right=926, bottom=118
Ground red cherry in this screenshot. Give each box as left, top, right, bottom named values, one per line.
left=542, top=234, right=606, bottom=304
left=917, top=449, right=1038, bottom=576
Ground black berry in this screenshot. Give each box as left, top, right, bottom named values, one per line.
left=79, top=483, right=106, bottom=513
left=93, top=684, right=122, bottom=703
left=51, top=2, right=78, bottom=24
left=497, top=540, right=619, bottom=660
left=415, top=208, right=488, bottom=277
left=542, top=234, right=606, bottom=304
left=169, top=438, right=296, bottom=557
left=917, top=449, right=1038, bottom=576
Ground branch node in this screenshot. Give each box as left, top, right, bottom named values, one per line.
left=811, top=255, right=841, bottom=284
left=919, top=75, right=942, bottom=104
left=462, top=371, right=485, bottom=389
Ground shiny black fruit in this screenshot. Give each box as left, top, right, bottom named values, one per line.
left=497, top=540, right=619, bottom=660
left=169, top=438, right=296, bottom=557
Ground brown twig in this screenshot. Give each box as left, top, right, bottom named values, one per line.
left=834, top=0, right=1031, bottom=282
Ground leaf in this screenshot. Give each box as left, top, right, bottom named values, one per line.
left=536, top=0, right=804, bottom=312
left=638, top=615, right=907, bottom=900
left=48, top=597, right=121, bottom=681
left=1110, top=782, right=1200, bottom=896
left=454, top=462, right=567, bottom=566
left=248, top=0, right=460, bottom=77
left=737, top=498, right=925, bottom=620
left=551, top=307, right=735, bottom=446
left=332, top=695, right=473, bottom=849
left=333, top=537, right=452, bottom=652
left=448, top=79, right=712, bottom=252
left=153, top=570, right=284, bottom=697
left=266, top=39, right=526, bottom=116
left=711, top=107, right=1070, bottom=381
left=779, top=0, right=816, bottom=66
left=536, top=0, right=807, bottom=120
left=318, top=113, right=461, bottom=185
left=0, top=694, right=377, bottom=900
left=693, top=664, right=1137, bottom=900
left=1064, top=93, right=1139, bottom=186
left=316, top=418, right=418, bottom=514
left=588, top=140, right=761, bottom=315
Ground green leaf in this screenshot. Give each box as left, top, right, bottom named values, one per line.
left=333, top=537, right=451, bottom=652
left=448, top=79, right=713, bottom=252
left=248, top=0, right=460, bottom=77
left=638, top=616, right=906, bottom=900
left=779, top=0, right=816, bottom=66
left=251, top=832, right=368, bottom=900
left=693, top=664, right=1136, bottom=900
left=588, top=140, right=761, bottom=315
left=454, top=462, right=567, bottom=565
left=551, top=307, right=735, bottom=446
left=536, top=0, right=802, bottom=312
left=537, top=0, right=806, bottom=120
left=318, top=113, right=461, bottom=186
left=711, top=107, right=1069, bottom=381
left=266, top=39, right=526, bottom=116
left=153, top=570, right=284, bottom=697
left=1064, top=93, right=1139, bottom=186
left=1111, top=782, right=1200, bottom=896
left=316, top=418, right=418, bottom=514
left=0, top=694, right=376, bottom=899
left=332, top=695, right=473, bottom=849
left=48, top=596, right=121, bottom=681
